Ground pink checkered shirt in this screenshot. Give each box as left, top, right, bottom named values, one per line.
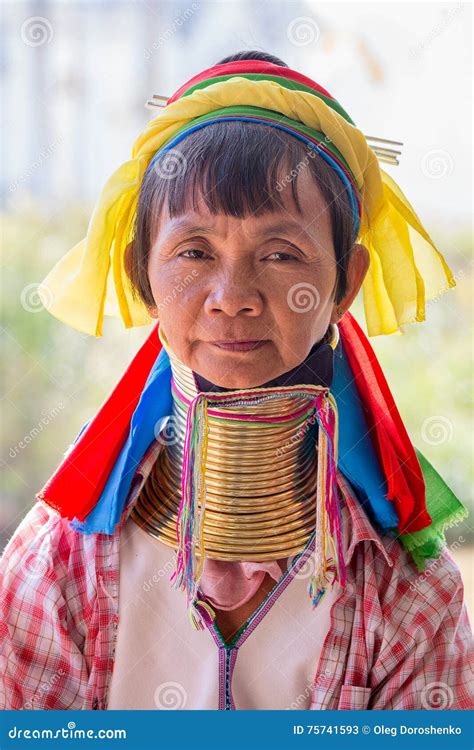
left=1, top=439, right=473, bottom=711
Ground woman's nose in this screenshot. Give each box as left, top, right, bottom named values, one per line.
left=204, top=272, right=264, bottom=317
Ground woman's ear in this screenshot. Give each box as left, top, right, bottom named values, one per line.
left=147, top=305, right=160, bottom=319
left=330, top=243, right=370, bottom=324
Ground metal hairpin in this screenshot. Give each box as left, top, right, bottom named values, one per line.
left=145, top=95, right=404, bottom=165
left=364, top=135, right=403, bottom=165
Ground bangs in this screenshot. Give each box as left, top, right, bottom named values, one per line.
left=145, top=120, right=317, bottom=230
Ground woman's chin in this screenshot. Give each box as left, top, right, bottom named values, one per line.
left=195, top=359, right=280, bottom=390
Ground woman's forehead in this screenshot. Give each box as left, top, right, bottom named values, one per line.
left=155, top=214, right=323, bottom=245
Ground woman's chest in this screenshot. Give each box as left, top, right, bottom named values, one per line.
left=105, top=518, right=338, bottom=710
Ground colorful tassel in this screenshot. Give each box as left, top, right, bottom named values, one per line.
left=169, top=393, right=216, bottom=630
left=308, top=391, right=346, bottom=609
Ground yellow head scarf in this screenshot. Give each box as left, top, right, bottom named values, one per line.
left=37, top=71, right=455, bottom=337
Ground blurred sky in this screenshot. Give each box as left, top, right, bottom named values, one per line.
left=2, top=1, right=472, bottom=232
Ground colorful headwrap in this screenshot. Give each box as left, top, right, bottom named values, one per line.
left=37, top=59, right=455, bottom=337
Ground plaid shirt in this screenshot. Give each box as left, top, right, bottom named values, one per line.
left=1, top=439, right=473, bottom=711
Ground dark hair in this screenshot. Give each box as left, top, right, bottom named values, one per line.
left=126, top=51, right=359, bottom=308
left=217, top=50, right=289, bottom=67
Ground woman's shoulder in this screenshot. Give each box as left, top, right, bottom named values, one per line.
left=0, top=499, right=102, bottom=610
left=367, top=524, right=472, bottom=658
left=0, top=501, right=111, bottom=710
left=339, top=472, right=470, bottom=635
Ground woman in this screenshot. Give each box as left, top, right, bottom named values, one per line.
left=1, top=51, right=472, bottom=711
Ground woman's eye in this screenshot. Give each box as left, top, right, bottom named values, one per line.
left=177, top=249, right=298, bottom=261
left=265, top=251, right=298, bottom=262
left=177, top=248, right=210, bottom=260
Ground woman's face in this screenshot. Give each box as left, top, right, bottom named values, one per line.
left=146, top=169, right=368, bottom=388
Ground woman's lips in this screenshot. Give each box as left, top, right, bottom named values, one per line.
left=211, top=340, right=268, bottom=352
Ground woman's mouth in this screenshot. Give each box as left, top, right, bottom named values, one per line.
left=211, top=340, right=268, bottom=352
